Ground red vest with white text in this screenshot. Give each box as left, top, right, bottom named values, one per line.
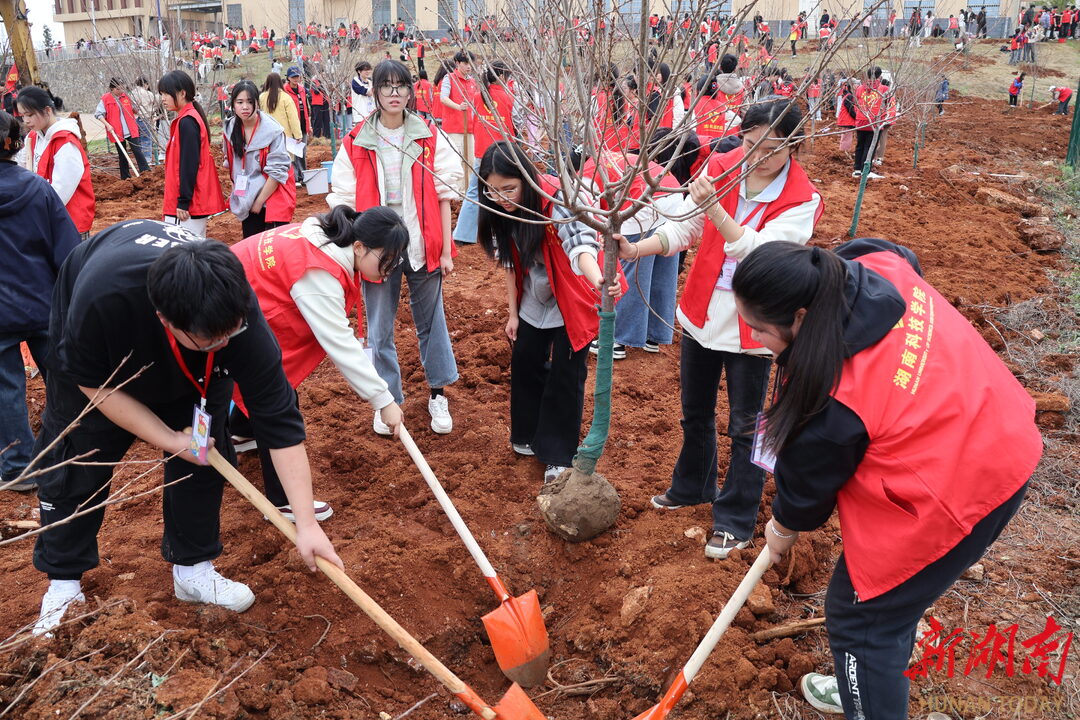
left=163, top=103, right=227, bottom=216
left=511, top=175, right=626, bottom=352
left=694, top=96, right=737, bottom=139
left=232, top=223, right=360, bottom=402
left=343, top=116, right=452, bottom=272
left=470, top=83, right=515, bottom=158
left=830, top=251, right=1041, bottom=600
left=579, top=154, right=673, bottom=213
left=679, top=148, right=822, bottom=348
left=31, top=130, right=95, bottom=233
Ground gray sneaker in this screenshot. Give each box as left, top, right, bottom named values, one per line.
left=704, top=531, right=749, bottom=559
left=800, top=673, right=844, bottom=714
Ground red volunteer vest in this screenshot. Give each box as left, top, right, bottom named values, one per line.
left=284, top=83, right=312, bottom=133
left=831, top=251, right=1041, bottom=600
left=31, top=130, right=95, bottom=233
left=223, top=129, right=297, bottom=224
left=163, top=104, right=227, bottom=217
left=344, top=116, right=452, bottom=272
left=470, top=83, right=514, bottom=158
left=440, top=72, right=475, bottom=134
left=511, top=175, right=625, bottom=352
left=101, top=92, right=139, bottom=139
left=694, top=96, right=736, bottom=140
left=680, top=148, right=823, bottom=347
left=415, top=79, right=434, bottom=113
left=579, top=155, right=673, bottom=213
left=232, top=224, right=360, bottom=404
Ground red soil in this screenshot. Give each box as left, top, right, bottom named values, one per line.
left=0, top=97, right=1075, bottom=719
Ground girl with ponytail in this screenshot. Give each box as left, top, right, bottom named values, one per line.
left=223, top=80, right=295, bottom=237
left=617, top=98, right=823, bottom=562
left=17, top=86, right=96, bottom=238
left=158, top=70, right=226, bottom=236
left=732, top=238, right=1041, bottom=718
left=229, top=206, right=409, bottom=521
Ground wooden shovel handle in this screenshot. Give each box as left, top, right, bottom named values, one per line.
left=207, top=449, right=497, bottom=719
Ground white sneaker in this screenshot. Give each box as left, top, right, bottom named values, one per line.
left=544, top=465, right=567, bottom=484
left=275, top=500, right=334, bottom=523
left=373, top=409, right=392, bottom=436
left=33, top=581, right=84, bottom=636
left=428, top=394, right=452, bottom=434
left=173, top=562, right=255, bottom=612
left=511, top=442, right=534, bottom=456
left=851, top=170, right=862, bottom=178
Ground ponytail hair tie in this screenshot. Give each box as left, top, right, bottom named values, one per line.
left=810, top=246, right=821, bottom=265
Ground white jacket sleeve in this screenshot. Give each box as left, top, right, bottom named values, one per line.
left=432, top=126, right=463, bottom=200
left=673, top=94, right=686, bottom=129
left=723, top=194, right=822, bottom=259
left=326, top=141, right=357, bottom=209
left=655, top=194, right=706, bottom=256
left=49, top=143, right=85, bottom=205
left=290, top=269, right=395, bottom=409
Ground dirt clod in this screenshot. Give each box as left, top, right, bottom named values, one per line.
left=746, top=583, right=776, bottom=616
left=292, top=666, right=332, bottom=705
left=620, top=586, right=652, bottom=626
left=537, top=468, right=621, bottom=542
left=974, top=186, right=1046, bottom=217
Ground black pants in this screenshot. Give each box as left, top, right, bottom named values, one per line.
left=854, top=130, right=877, bottom=172
left=33, top=373, right=235, bottom=580
left=241, top=209, right=285, bottom=239
left=312, top=105, right=331, bottom=138
left=116, top=138, right=149, bottom=179
left=668, top=335, right=771, bottom=539
left=1056, top=98, right=1072, bottom=115
left=1009, top=94, right=1019, bottom=106
left=228, top=397, right=296, bottom=507
left=826, top=482, right=1027, bottom=720
left=510, top=320, right=588, bottom=467
left=417, top=56, right=425, bottom=72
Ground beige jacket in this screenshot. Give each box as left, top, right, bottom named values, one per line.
left=259, top=89, right=303, bottom=140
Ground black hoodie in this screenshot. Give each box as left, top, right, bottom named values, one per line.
left=770, top=238, right=922, bottom=532
left=0, top=161, right=81, bottom=334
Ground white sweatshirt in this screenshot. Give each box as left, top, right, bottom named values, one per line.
left=290, top=217, right=395, bottom=410
left=30, top=118, right=86, bottom=205
left=656, top=160, right=822, bottom=355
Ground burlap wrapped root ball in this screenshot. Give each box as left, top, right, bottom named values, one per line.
left=537, top=467, right=621, bottom=542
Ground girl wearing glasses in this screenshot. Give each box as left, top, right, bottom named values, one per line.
left=327, top=59, right=462, bottom=437
left=229, top=206, right=410, bottom=520
left=617, top=99, right=823, bottom=561
left=477, top=141, right=623, bottom=487
left=222, top=80, right=296, bottom=238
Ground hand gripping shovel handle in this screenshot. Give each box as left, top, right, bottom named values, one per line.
left=206, top=449, right=499, bottom=720
left=102, top=121, right=141, bottom=178
left=398, top=425, right=502, bottom=590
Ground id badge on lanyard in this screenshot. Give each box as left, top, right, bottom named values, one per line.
left=715, top=201, right=768, bottom=292
left=233, top=173, right=249, bottom=198
left=750, top=412, right=777, bottom=473
left=166, top=330, right=215, bottom=464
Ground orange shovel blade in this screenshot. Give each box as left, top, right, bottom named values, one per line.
left=482, top=589, right=551, bottom=687
left=630, top=670, right=689, bottom=720
left=493, top=682, right=547, bottom=720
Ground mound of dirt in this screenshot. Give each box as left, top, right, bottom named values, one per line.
left=537, top=468, right=621, bottom=542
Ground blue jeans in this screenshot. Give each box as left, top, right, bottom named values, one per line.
left=452, top=159, right=481, bottom=244
left=667, top=335, right=771, bottom=539
left=362, top=262, right=458, bottom=404
left=0, top=332, right=47, bottom=481
left=615, top=232, right=678, bottom=347
left=135, top=117, right=153, bottom=165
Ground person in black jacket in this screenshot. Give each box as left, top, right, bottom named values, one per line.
left=30, top=220, right=342, bottom=636
left=0, top=110, right=81, bottom=494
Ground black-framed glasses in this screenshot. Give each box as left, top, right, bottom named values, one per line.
left=378, top=83, right=409, bottom=96
left=182, top=319, right=248, bottom=352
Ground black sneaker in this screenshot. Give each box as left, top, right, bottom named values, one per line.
left=643, top=340, right=660, bottom=353
left=589, top=341, right=626, bottom=359
left=650, top=493, right=686, bottom=510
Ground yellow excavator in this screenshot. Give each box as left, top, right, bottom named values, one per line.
left=0, top=0, right=39, bottom=86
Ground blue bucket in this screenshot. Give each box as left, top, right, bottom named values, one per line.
left=321, top=161, right=334, bottom=185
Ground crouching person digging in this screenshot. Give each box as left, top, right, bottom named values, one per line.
left=30, top=220, right=342, bottom=636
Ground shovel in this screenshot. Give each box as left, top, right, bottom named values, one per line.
left=399, top=425, right=551, bottom=688
left=633, top=546, right=773, bottom=720
left=102, top=122, right=141, bottom=178
left=206, top=449, right=546, bottom=720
